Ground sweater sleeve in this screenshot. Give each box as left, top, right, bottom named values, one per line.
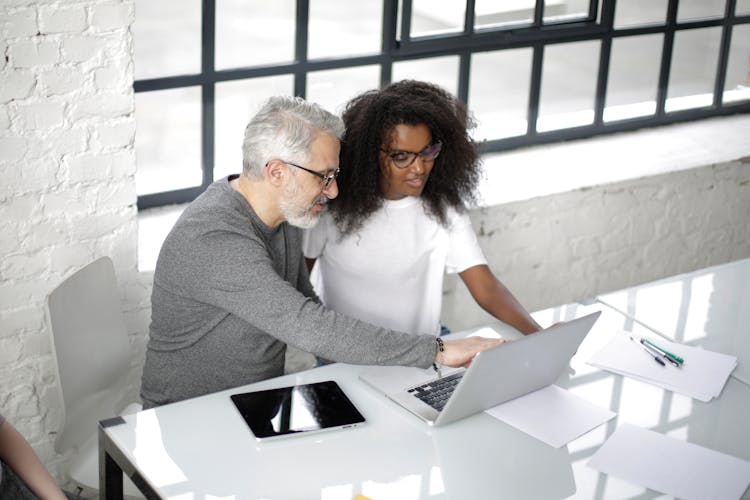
left=187, top=230, right=436, bottom=369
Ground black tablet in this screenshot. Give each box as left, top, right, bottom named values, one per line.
left=230, top=380, right=366, bottom=441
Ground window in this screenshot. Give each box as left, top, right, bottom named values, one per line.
left=133, top=0, right=750, bottom=210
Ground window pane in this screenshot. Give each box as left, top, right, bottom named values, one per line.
left=135, top=87, right=202, bottom=196
left=737, top=0, right=750, bottom=15
left=133, top=0, right=201, bottom=80
left=538, top=40, right=600, bottom=132
left=677, top=0, right=726, bottom=22
left=307, top=66, right=380, bottom=116
left=544, top=0, right=591, bottom=23
left=604, top=34, right=663, bottom=122
left=469, top=48, right=533, bottom=140
left=474, top=0, right=534, bottom=29
left=214, top=76, right=295, bottom=181
left=308, top=0, right=382, bottom=59
left=666, top=27, right=722, bottom=112
left=392, top=56, right=459, bottom=97
left=614, top=0, right=667, bottom=28
left=216, top=0, right=295, bottom=70
left=411, top=0, right=465, bottom=37
left=723, top=25, right=750, bottom=104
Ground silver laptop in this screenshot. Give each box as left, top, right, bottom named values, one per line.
left=359, top=311, right=601, bottom=426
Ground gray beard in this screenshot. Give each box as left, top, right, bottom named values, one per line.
left=278, top=180, right=322, bottom=229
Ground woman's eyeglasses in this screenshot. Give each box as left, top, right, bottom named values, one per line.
left=380, top=141, right=442, bottom=169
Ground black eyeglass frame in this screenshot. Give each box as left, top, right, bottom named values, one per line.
left=275, top=161, right=340, bottom=189
left=380, top=140, right=443, bottom=169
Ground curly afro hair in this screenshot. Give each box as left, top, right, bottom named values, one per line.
left=329, top=79, right=482, bottom=234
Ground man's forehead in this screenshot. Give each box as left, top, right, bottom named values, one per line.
left=310, top=132, right=340, bottom=161
left=312, top=130, right=340, bottom=146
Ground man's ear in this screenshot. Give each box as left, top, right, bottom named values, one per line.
left=265, top=160, right=286, bottom=187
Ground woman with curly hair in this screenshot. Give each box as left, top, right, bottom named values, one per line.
left=303, top=80, right=541, bottom=337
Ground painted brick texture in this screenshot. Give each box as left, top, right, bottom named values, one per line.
left=441, top=158, right=750, bottom=332
left=0, top=0, right=142, bottom=489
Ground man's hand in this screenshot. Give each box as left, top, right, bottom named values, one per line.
left=439, top=337, right=509, bottom=368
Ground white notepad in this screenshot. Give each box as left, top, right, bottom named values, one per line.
left=485, top=384, right=616, bottom=448
left=589, top=424, right=750, bottom=500
left=587, top=332, right=737, bottom=401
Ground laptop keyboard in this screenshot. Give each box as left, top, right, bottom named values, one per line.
left=408, top=372, right=464, bottom=411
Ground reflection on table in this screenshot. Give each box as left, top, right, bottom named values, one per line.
left=594, top=257, right=750, bottom=385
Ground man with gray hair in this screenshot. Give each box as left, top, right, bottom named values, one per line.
left=140, top=96, right=503, bottom=408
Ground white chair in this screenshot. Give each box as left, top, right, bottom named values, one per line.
left=46, top=256, right=142, bottom=498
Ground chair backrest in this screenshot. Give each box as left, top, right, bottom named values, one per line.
left=46, top=257, right=132, bottom=453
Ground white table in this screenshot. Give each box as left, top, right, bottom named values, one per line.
left=100, top=259, right=750, bottom=499
left=593, top=257, right=750, bottom=387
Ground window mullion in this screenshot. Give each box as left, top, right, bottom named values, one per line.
left=527, top=43, right=544, bottom=136
left=655, top=0, right=678, bottom=118
left=294, top=0, right=310, bottom=97
left=401, top=0, right=414, bottom=47
left=593, top=0, right=616, bottom=126
left=534, top=0, right=545, bottom=26
left=464, top=0, right=476, bottom=34
left=381, top=0, right=399, bottom=86
left=201, top=0, right=216, bottom=188
left=713, top=0, right=738, bottom=106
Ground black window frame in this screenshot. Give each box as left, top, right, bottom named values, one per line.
left=135, top=0, right=750, bottom=210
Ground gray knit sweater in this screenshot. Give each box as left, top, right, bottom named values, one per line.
left=140, top=176, right=435, bottom=408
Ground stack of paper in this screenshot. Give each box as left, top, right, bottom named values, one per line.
left=587, top=332, right=737, bottom=402
left=485, top=384, right=616, bottom=448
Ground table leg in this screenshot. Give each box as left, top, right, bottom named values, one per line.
left=99, top=420, right=124, bottom=500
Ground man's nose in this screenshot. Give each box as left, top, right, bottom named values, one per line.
left=323, top=179, right=339, bottom=198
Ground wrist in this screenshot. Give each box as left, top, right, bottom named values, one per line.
left=433, top=337, right=445, bottom=371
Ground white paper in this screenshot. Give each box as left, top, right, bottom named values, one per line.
left=485, top=385, right=616, bottom=448
left=588, top=423, right=750, bottom=500
left=587, top=332, right=737, bottom=401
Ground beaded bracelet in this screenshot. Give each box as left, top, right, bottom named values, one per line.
left=433, top=337, right=445, bottom=377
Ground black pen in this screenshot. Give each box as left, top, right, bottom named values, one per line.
left=640, top=342, right=666, bottom=366
left=630, top=336, right=665, bottom=366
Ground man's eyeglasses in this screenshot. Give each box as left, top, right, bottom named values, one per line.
left=280, top=161, right=340, bottom=189
left=380, top=140, right=442, bottom=169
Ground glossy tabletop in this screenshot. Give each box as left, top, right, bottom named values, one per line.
left=100, top=259, right=750, bottom=499
left=594, top=257, right=750, bottom=387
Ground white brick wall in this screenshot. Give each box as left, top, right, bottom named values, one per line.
left=441, top=158, right=750, bottom=331
left=0, top=0, right=141, bottom=490
left=39, top=6, right=88, bottom=34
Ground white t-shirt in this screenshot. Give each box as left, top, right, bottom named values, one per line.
left=303, top=196, right=487, bottom=336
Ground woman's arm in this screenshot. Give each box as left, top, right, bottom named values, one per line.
left=0, top=419, right=67, bottom=500
left=459, top=264, right=542, bottom=335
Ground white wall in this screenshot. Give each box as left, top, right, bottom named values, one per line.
left=441, top=158, right=750, bottom=331
left=0, top=0, right=149, bottom=486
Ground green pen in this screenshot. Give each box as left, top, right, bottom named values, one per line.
left=642, top=338, right=684, bottom=365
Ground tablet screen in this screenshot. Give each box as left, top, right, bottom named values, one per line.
left=231, top=380, right=365, bottom=440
